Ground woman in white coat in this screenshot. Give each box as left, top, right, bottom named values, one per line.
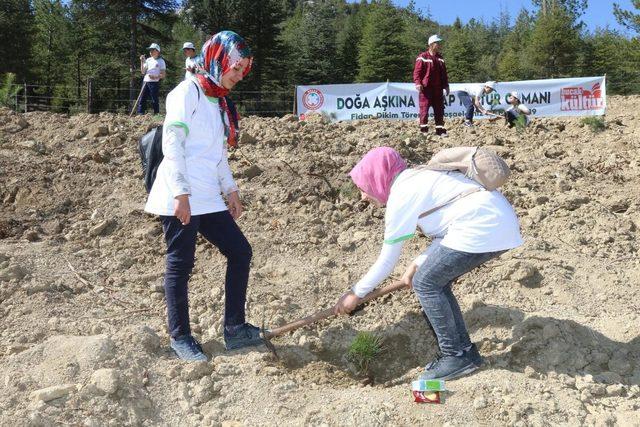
left=145, top=31, right=261, bottom=361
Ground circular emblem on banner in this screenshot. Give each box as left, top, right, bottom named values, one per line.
left=302, top=89, right=324, bottom=110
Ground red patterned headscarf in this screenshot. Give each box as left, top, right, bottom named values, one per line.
left=194, top=31, right=253, bottom=147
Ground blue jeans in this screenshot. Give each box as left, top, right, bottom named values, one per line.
left=459, top=91, right=475, bottom=122
left=161, top=211, right=252, bottom=338
left=138, top=81, right=160, bottom=114
left=412, top=243, right=505, bottom=356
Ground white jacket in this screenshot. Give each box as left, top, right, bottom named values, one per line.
left=145, top=78, right=237, bottom=216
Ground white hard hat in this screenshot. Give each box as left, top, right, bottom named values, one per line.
left=147, top=43, right=161, bottom=52
left=485, top=81, right=496, bottom=90
left=428, top=35, right=443, bottom=45
left=182, top=42, right=195, bottom=50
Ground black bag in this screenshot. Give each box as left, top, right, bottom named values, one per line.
left=139, top=125, right=164, bottom=193
left=138, top=81, right=200, bottom=193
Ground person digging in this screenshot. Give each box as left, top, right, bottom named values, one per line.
left=333, top=147, right=523, bottom=381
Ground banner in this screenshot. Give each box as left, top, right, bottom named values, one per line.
left=296, top=76, right=606, bottom=122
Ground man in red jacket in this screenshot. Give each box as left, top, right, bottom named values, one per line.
left=413, top=35, right=450, bottom=136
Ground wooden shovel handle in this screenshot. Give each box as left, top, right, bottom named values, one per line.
left=263, top=280, right=409, bottom=339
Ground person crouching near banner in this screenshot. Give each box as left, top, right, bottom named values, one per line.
left=504, top=91, right=531, bottom=128
left=332, top=147, right=523, bottom=380
left=144, top=31, right=263, bottom=361
left=413, top=35, right=450, bottom=137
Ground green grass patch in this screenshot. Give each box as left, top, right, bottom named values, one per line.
left=339, top=181, right=359, bottom=200
left=581, top=116, right=605, bottom=132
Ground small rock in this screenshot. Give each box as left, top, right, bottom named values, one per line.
left=90, top=369, right=119, bottom=395
left=88, top=125, right=109, bottom=138
left=183, top=362, right=213, bottom=381
left=605, top=384, right=625, bottom=397
left=524, top=366, right=537, bottom=378
left=92, top=150, right=111, bottom=164
left=89, top=220, right=114, bottom=237
left=473, top=396, right=487, bottom=409
left=243, top=165, right=263, bottom=180
left=239, top=132, right=257, bottom=145
left=17, top=117, right=29, bottom=129
left=0, top=264, right=27, bottom=281
left=30, top=384, right=76, bottom=402
left=280, top=114, right=298, bottom=123
left=506, top=261, right=542, bottom=288
left=23, top=230, right=40, bottom=242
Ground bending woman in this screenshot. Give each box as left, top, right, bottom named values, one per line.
left=333, top=147, right=523, bottom=380
left=145, top=31, right=262, bottom=361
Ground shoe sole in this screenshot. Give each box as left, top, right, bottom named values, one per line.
left=440, top=364, right=478, bottom=380
left=224, top=339, right=264, bottom=351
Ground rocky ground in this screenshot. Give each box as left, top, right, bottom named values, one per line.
left=0, top=97, right=639, bottom=426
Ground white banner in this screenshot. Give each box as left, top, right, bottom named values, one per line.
left=296, top=76, right=606, bottom=122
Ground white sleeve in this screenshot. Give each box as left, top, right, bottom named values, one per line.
left=413, top=238, right=442, bottom=267
left=162, top=84, right=198, bottom=198
left=162, top=126, right=190, bottom=197
left=351, top=242, right=403, bottom=298
left=217, top=144, right=238, bottom=195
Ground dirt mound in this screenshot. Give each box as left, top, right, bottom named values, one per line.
left=0, top=99, right=639, bottom=425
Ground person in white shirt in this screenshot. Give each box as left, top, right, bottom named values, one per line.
left=504, top=91, right=531, bottom=128
left=145, top=31, right=260, bottom=361
left=138, top=43, right=166, bottom=114
left=457, top=81, right=496, bottom=127
left=333, top=147, right=523, bottom=381
left=183, top=41, right=197, bottom=80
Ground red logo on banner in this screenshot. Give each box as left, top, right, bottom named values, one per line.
left=561, top=83, right=603, bottom=111
left=302, top=88, right=324, bottom=110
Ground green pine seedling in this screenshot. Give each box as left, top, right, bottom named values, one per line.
left=347, top=331, right=384, bottom=377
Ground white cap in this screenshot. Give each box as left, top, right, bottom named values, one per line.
left=485, top=81, right=496, bottom=90
left=182, top=42, right=195, bottom=50
left=508, top=91, right=520, bottom=101
left=428, top=35, right=443, bottom=45
left=147, top=43, right=161, bottom=52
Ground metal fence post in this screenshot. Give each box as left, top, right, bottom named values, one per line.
left=23, top=83, right=27, bottom=113
left=87, top=78, right=94, bottom=113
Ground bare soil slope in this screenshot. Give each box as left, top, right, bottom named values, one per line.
left=0, top=98, right=639, bottom=426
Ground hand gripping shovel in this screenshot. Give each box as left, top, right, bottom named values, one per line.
left=261, top=280, right=409, bottom=359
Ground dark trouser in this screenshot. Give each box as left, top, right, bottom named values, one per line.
left=459, top=92, right=475, bottom=122
left=419, top=87, right=446, bottom=135
left=412, top=242, right=505, bottom=356
left=505, top=110, right=518, bottom=127
left=138, top=81, right=160, bottom=115
left=161, top=211, right=252, bottom=338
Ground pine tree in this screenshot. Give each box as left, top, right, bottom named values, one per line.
left=335, top=2, right=367, bottom=83
left=443, top=18, right=476, bottom=83
left=356, top=1, right=408, bottom=82
left=497, top=9, right=535, bottom=80
left=527, top=4, right=580, bottom=78
left=32, top=0, right=73, bottom=92
left=0, top=0, right=33, bottom=81
left=614, top=1, right=640, bottom=34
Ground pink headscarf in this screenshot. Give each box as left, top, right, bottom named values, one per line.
left=349, top=147, right=407, bottom=205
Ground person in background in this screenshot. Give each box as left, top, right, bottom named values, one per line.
left=458, top=81, right=497, bottom=127
left=144, top=31, right=261, bottom=361
left=139, top=43, right=166, bottom=115
left=183, top=42, right=197, bottom=80
left=333, top=147, right=523, bottom=380
left=504, top=91, right=531, bottom=128
left=413, top=34, right=450, bottom=137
